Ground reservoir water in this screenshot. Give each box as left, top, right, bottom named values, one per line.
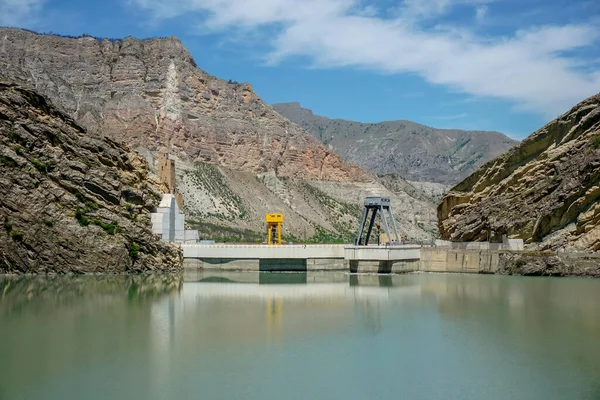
left=1, top=271, right=600, bottom=400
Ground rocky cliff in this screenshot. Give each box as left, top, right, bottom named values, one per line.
left=0, top=82, right=182, bottom=273
left=0, top=28, right=367, bottom=182
left=439, top=92, right=600, bottom=252
left=0, top=28, right=438, bottom=243
left=273, top=102, right=517, bottom=185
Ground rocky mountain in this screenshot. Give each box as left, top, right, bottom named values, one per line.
left=273, top=102, right=517, bottom=185
left=0, top=28, right=438, bottom=242
left=0, top=29, right=366, bottom=182
left=0, top=81, right=182, bottom=273
left=438, top=92, right=600, bottom=252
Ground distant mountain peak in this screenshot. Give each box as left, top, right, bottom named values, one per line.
left=278, top=101, right=302, bottom=107
left=273, top=102, right=518, bottom=185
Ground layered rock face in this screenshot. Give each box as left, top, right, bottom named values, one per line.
left=439, top=93, right=600, bottom=252
left=273, top=102, right=517, bottom=185
left=0, top=28, right=440, bottom=243
left=0, top=82, right=182, bottom=273
left=0, top=29, right=367, bottom=182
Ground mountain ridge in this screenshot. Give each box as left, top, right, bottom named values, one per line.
left=273, top=101, right=518, bottom=185
left=0, top=28, right=369, bottom=182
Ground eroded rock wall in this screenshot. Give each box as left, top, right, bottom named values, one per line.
left=438, top=92, right=600, bottom=251
left=0, top=82, right=182, bottom=273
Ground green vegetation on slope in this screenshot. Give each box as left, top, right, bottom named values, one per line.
left=186, top=162, right=247, bottom=220
left=183, top=169, right=365, bottom=244
left=186, top=219, right=264, bottom=243
left=302, top=182, right=361, bottom=243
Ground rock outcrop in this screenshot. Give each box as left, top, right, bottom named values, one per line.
left=0, top=28, right=368, bottom=182
left=439, top=92, right=600, bottom=252
left=273, top=102, right=517, bottom=185
left=0, top=82, right=182, bottom=273
left=496, top=252, right=600, bottom=277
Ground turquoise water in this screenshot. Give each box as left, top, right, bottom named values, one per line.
left=1, top=271, right=600, bottom=399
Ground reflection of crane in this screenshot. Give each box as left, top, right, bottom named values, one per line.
left=266, top=214, right=283, bottom=245
left=267, top=297, right=282, bottom=324
left=358, top=299, right=382, bottom=334
left=266, top=296, right=282, bottom=343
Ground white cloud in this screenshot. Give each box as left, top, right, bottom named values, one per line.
left=131, top=0, right=600, bottom=116
left=354, top=4, right=378, bottom=18
left=0, top=0, right=45, bottom=27
left=475, top=5, right=487, bottom=23
left=398, top=0, right=490, bottom=20
left=434, top=113, right=469, bottom=120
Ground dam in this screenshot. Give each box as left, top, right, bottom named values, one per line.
left=182, top=197, right=426, bottom=272
left=181, top=243, right=422, bottom=272
left=171, top=194, right=524, bottom=274
left=181, top=237, right=531, bottom=274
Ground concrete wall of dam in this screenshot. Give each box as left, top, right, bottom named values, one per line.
left=183, top=257, right=347, bottom=272
left=419, top=248, right=501, bottom=273
left=347, top=248, right=502, bottom=274
left=182, top=242, right=598, bottom=277
left=182, top=244, right=346, bottom=260
left=183, top=245, right=505, bottom=274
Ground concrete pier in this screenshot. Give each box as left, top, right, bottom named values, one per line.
left=344, top=245, right=421, bottom=273
left=344, top=245, right=420, bottom=261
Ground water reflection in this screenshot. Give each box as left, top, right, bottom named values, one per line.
left=0, top=274, right=182, bottom=316
left=0, top=272, right=599, bottom=400
left=259, top=272, right=307, bottom=285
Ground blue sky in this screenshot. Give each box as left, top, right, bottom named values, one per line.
left=1, top=0, right=599, bottom=139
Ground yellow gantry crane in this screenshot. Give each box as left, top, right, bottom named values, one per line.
left=266, top=213, right=284, bottom=245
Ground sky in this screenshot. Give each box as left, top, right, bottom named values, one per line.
left=0, top=0, right=599, bottom=139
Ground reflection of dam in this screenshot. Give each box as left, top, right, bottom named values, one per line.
left=148, top=272, right=423, bottom=364
left=180, top=281, right=421, bottom=302
left=137, top=274, right=600, bottom=400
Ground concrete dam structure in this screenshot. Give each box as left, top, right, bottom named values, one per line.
left=156, top=183, right=524, bottom=275
left=182, top=243, right=527, bottom=275
left=182, top=243, right=422, bottom=272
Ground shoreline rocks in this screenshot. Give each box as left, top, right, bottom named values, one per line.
left=0, top=82, right=182, bottom=274
left=439, top=92, right=600, bottom=253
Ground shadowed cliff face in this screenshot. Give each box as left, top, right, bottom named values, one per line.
left=0, top=28, right=368, bottom=182
left=438, top=92, right=600, bottom=251
left=0, top=82, right=182, bottom=273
